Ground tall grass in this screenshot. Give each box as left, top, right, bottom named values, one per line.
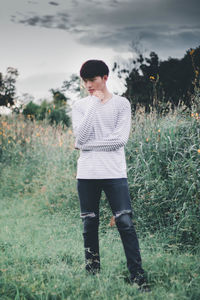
left=0, top=114, right=78, bottom=211
left=0, top=111, right=200, bottom=248
left=126, top=109, right=200, bottom=250
left=0, top=191, right=200, bottom=299
left=0, top=110, right=200, bottom=299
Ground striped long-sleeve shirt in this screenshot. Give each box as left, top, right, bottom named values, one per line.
left=72, top=94, right=131, bottom=179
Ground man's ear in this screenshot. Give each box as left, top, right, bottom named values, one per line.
left=103, top=75, right=108, bottom=81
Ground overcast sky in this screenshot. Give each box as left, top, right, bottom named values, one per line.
left=1, top=0, right=200, bottom=106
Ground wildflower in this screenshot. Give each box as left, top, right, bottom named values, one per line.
left=68, top=129, right=73, bottom=135
left=146, top=138, right=149, bottom=142
left=158, top=129, right=161, bottom=133
left=195, top=70, right=199, bottom=76
left=191, top=113, right=194, bottom=117
left=0, top=269, right=8, bottom=272
left=48, top=109, right=51, bottom=113
left=109, top=216, right=115, bottom=227
left=36, top=133, right=40, bottom=137
left=149, top=76, right=155, bottom=80
left=195, top=113, right=198, bottom=117
left=190, top=49, right=195, bottom=55
left=41, top=186, right=46, bottom=193
left=198, top=149, right=200, bottom=154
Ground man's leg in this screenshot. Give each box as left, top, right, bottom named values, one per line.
left=77, top=179, right=102, bottom=274
left=102, top=178, right=146, bottom=284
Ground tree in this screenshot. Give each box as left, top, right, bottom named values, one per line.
left=62, top=74, right=88, bottom=98
left=116, top=45, right=200, bottom=112
left=123, top=51, right=160, bottom=112
left=62, top=74, right=80, bottom=94
left=22, top=101, right=40, bottom=120
left=0, top=67, right=18, bottom=107
left=50, top=89, right=68, bottom=108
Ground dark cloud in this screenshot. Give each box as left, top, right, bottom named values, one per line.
left=48, top=1, right=59, bottom=6
left=19, top=15, right=41, bottom=26
left=27, top=1, right=38, bottom=4
left=14, top=12, right=71, bottom=30
left=11, top=0, right=200, bottom=56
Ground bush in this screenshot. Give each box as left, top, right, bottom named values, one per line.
left=48, top=107, right=71, bottom=128
left=22, top=101, right=40, bottom=120
left=126, top=109, right=200, bottom=250
left=0, top=109, right=199, bottom=251
left=22, top=100, right=71, bottom=128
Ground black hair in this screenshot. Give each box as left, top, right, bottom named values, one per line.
left=80, top=59, right=109, bottom=79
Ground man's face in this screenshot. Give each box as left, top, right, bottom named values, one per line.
left=83, top=75, right=108, bottom=95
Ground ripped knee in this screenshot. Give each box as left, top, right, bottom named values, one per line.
left=80, top=212, right=99, bottom=233
left=115, top=210, right=132, bottom=219
left=80, top=212, right=96, bottom=219
left=115, top=211, right=133, bottom=229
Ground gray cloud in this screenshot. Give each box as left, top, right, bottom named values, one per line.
left=49, top=1, right=59, bottom=6
left=11, top=0, right=200, bottom=56
left=27, top=1, right=38, bottom=4
left=14, top=12, right=72, bottom=30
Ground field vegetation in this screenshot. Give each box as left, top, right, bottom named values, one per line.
left=0, top=106, right=199, bottom=299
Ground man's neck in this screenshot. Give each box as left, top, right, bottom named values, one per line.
left=102, top=88, right=113, bottom=103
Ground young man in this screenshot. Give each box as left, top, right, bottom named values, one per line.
left=72, top=59, right=148, bottom=288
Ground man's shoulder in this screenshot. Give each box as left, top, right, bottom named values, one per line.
left=114, top=94, right=131, bottom=107
left=72, top=96, right=91, bottom=108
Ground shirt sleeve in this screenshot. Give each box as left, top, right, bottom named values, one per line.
left=72, top=96, right=101, bottom=146
left=76, top=100, right=132, bottom=151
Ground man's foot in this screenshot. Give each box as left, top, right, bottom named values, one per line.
left=130, top=273, right=151, bottom=292
left=86, top=261, right=100, bottom=275
left=86, top=267, right=100, bottom=275
left=138, top=282, right=151, bottom=293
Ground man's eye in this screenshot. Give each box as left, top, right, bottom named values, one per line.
left=83, top=78, right=96, bottom=83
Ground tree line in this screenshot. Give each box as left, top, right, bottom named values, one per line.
left=115, top=45, right=200, bottom=113
left=1, top=45, right=200, bottom=122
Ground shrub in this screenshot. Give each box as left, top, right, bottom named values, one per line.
left=0, top=109, right=199, bottom=251
left=126, top=109, right=200, bottom=250
left=22, top=101, right=40, bottom=120
left=48, top=107, right=71, bottom=128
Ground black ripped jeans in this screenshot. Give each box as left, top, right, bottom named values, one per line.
left=77, top=178, right=144, bottom=279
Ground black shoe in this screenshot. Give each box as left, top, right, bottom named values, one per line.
left=138, top=283, right=151, bottom=293
left=86, top=267, right=100, bottom=275
left=130, top=274, right=151, bottom=292
left=86, top=261, right=100, bottom=275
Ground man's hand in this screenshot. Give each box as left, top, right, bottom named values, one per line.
left=93, top=90, right=105, bottom=101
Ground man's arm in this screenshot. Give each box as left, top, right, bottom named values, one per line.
left=76, top=100, right=131, bottom=151
left=72, top=96, right=101, bottom=146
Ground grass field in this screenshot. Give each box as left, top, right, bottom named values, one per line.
left=0, top=111, right=200, bottom=299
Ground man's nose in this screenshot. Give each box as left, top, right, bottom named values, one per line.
left=85, top=81, right=92, bottom=88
